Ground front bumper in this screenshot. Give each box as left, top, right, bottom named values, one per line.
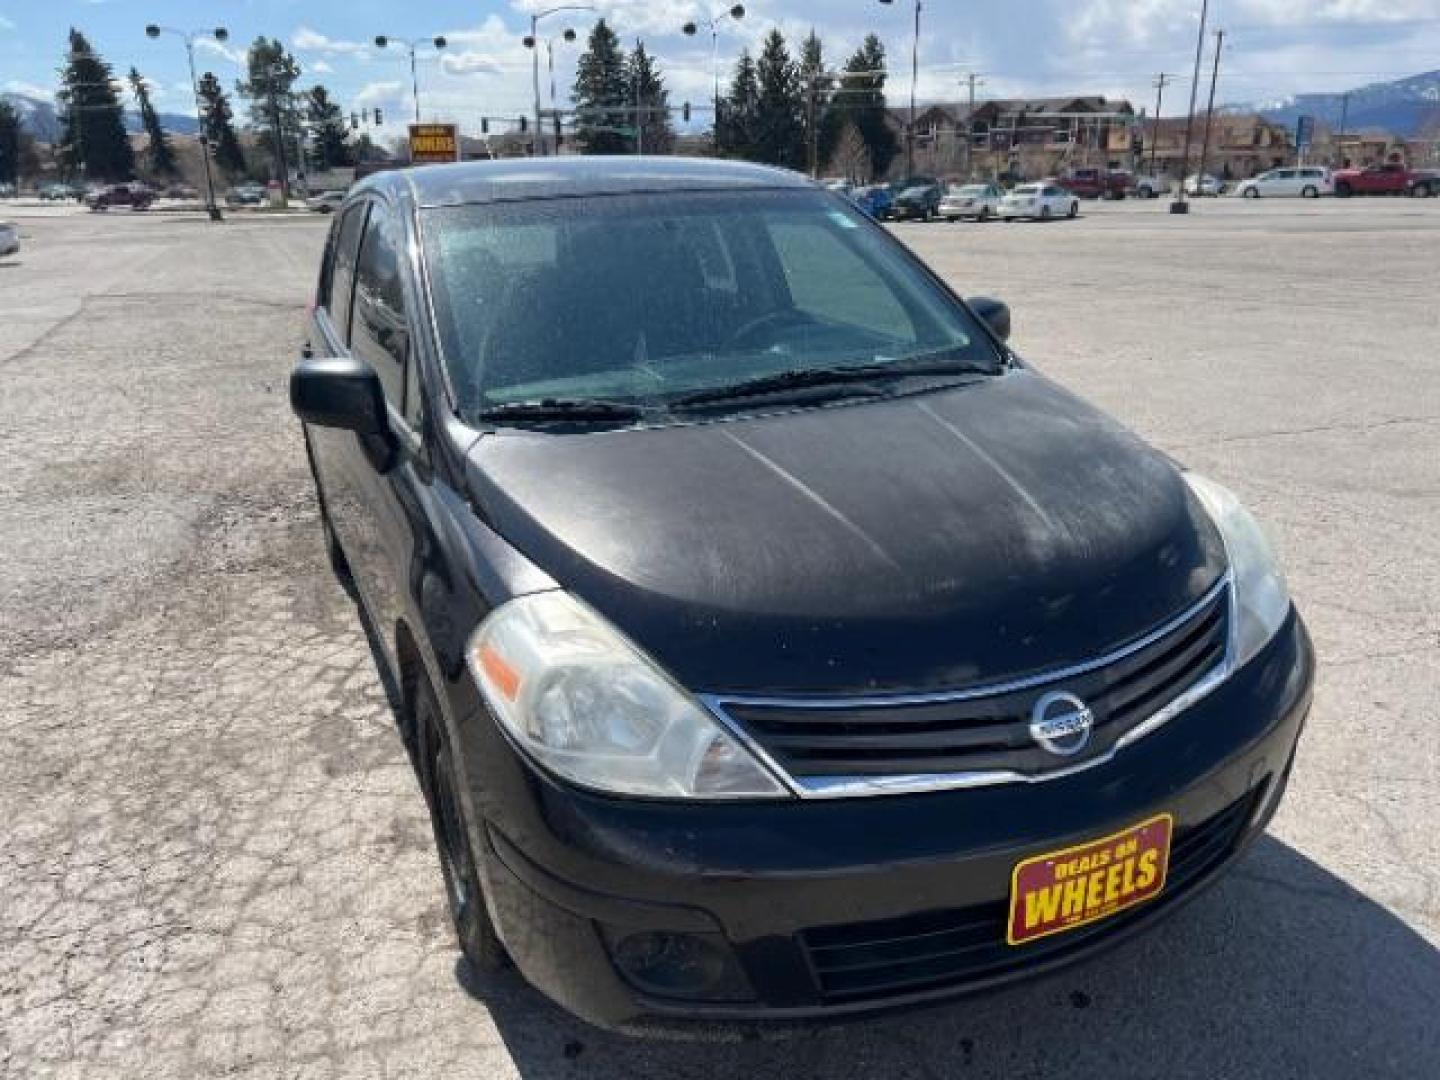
left=451, top=610, right=1313, bottom=1031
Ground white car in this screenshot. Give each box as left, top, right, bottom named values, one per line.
left=1235, top=167, right=1332, bottom=199
left=939, top=183, right=1003, bottom=221
left=1000, top=183, right=1079, bottom=221
left=1183, top=173, right=1226, bottom=196
left=304, top=190, right=347, bottom=213
left=0, top=222, right=18, bottom=258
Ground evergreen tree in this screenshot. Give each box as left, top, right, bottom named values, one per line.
left=56, top=29, right=134, bottom=182
left=0, top=100, right=21, bottom=186
left=754, top=29, right=805, bottom=170
left=236, top=37, right=303, bottom=181
left=127, top=67, right=178, bottom=177
left=627, top=42, right=674, bottom=155
left=829, top=35, right=899, bottom=179
left=719, top=50, right=760, bottom=159
left=305, top=85, right=353, bottom=170
left=197, top=72, right=247, bottom=179
left=799, top=32, right=845, bottom=177
left=572, top=20, right=629, bottom=155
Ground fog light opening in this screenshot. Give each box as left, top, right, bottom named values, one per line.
left=601, top=928, right=753, bottom=1003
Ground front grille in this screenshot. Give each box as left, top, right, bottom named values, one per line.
left=800, top=788, right=1261, bottom=1003
left=722, top=581, right=1229, bottom=782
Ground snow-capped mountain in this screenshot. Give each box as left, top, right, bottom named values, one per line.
left=1, top=92, right=201, bottom=141
left=1244, top=71, right=1440, bottom=137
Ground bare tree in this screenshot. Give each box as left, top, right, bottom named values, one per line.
left=826, top=120, right=871, bottom=182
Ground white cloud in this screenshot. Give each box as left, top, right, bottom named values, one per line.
left=194, top=36, right=246, bottom=66
left=440, top=52, right=504, bottom=77
left=293, top=26, right=372, bottom=59
left=0, top=14, right=15, bottom=32
left=4, top=79, right=51, bottom=100
left=311, top=60, right=334, bottom=75
left=354, top=80, right=405, bottom=107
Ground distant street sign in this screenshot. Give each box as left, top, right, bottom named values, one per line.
left=409, top=123, right=460, bottom=165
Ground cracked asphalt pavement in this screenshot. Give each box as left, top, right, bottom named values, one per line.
left=1, top=198, right=1437, bottom=1078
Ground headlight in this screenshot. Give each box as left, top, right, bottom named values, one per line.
left=467, top=592, right=787, bottom=799
left=1184, top=473, right=1292, bottom=667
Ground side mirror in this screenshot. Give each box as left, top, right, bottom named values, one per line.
left=291, top=356, right=388, bottom=434
left=967, top=296, right=1011, bottom=342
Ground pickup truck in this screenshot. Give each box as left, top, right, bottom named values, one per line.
left=86, top=183, right=155, bottom=211
left=1333, top=162, right=1439, bottom=198
left=1056, top=168, right=1129, bottom=200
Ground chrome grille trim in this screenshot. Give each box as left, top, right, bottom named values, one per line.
left=700, top=572, right=1234, bottom=799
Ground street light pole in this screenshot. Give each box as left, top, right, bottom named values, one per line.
left=374, top=35, right=448, bottom=125
left=682, top=6, right=746, bottom=152
left=878, top=0, right=921, bottom=178
left=144, top=24, right=229, bottom=221
left=523, top=6, right=596, bottom=156
left=1149, top=73, right=1170, bottom=180
left=1171, top=0, right=1210, bottom=214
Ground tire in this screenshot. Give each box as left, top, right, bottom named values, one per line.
left=1335, top=182, right=1352, bottom=198
left=415, top=676, right=509, bottom=975
left=1138, top=185, right=1153, bottom=199
left=979, top=206, right=991, bottom=221
left=1244, top=187, right=1259, bottom=199
left=1067, top=201, right=1078, bottom=219
left=1040, top=205, right=1052, bottom=221
left=1301, top=186, right=1318, bottom=199
left=1410, top=182, right=1432, bottom=198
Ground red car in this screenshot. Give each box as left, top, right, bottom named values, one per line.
left=1333, top=163, right=1439, bottom=198
left=86, top=183, right=155, bottom=211
left=1056, top=168, right=1130, bottom=200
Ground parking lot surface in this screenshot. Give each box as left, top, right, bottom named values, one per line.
left=1, top=198, right=1437, bottom=1078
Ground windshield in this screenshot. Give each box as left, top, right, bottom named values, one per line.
left=958, top=185, right=987, bottom=195
left=1013, top=185, right=1040, bottom=195
left=421, top=188, right=999, bottom=424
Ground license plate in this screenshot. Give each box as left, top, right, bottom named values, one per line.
left=1007, top=813, right=1173, bottom=946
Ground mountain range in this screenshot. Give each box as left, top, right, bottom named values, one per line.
left=1245, top=70, right=1440, bottom=138
left=1, top=92, right=200, bottom=142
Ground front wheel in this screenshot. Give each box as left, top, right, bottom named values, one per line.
left=1301, top=185, right=1318, bottom=198
left=979, top=206, right=992, bottom=221
left=415, top=676, right=509, bottom=975
left=1244, top=187, right=1260, bottom=199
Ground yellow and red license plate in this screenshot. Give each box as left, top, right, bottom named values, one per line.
left=1007, top=813, right=1173, bottom=946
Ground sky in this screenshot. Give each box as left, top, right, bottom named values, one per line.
left=3, top=0, right=1439, bottom=131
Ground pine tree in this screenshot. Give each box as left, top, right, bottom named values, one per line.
left=57, top=29, right=134, bottom=182
left=720, top=50, right=760, bottom=159
left=829, top=35, right=898, bottom=179
left=627, top=42, right=674, bottom=155
left=573, top=20, right=629, bottom=155
left=754, top=30, right=805, bottom=170
left=0, top=100, right=21, bottom=186
left=197, top=72, right=247, bottom=179
left=127, top=68, right=178, bottom=177
left=237, top=37, right=302, bottom=181
left=799, top=32, right=842, bottom=177
left=306, top=85, right=352, bottom=170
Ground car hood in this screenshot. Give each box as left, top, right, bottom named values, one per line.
left=464, top=371, right=1226, bottom=695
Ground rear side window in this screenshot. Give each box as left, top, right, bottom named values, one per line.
left=328, top=204, right=368, bottom=343
left=350, top=201, right=410, bottom=407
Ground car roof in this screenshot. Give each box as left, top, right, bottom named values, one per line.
left=361, top=156, right=813, bottom=209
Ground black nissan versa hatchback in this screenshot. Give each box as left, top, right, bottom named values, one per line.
left=291, top=158, right=1313, bottom=1032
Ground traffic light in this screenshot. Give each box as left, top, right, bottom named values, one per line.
left=481, top=117, right=489, bottom=134
left=553, top=112, right=562, bottom=147
left=350, top=112, right=359, bottom=130
left=518, top=116, right=528, bottom=133
left=682, top=101, right=691, bottom=123
left=373, top=108, right=383, bottom=125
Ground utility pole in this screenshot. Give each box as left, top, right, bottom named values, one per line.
left=266, top=66, right=291, bottom=202
left=1196, top=29, right=1224, bottom=191
left=1171, top=0, right=1210, bottom=213
left=1150, top=73, right=1171, bottom=179
left=963, top=72, right=983, bottom=179
left=1336, top=92, right=1350, bottom=167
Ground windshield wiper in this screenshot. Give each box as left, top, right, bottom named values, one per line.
left=671, top=354, right=991, bottom=410
left=476, top=398, right=645, bottom=424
